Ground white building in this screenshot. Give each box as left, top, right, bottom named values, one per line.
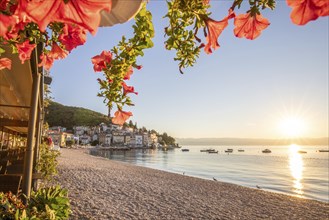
left=92, top=134, right=98, bottom=142
left=135, top=135, right=143, bottom=147
left=74, top=126, right=90, bottom=136
left=79, top=135, right=91, bottom=145
left=113, top=134, right=124, bottom=144
left=105, top=134, right=112, bottom=145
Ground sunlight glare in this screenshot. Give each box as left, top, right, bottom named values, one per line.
left=289, top=144, right=304, bottom=197
left=279, top=117, right=306, bottom=137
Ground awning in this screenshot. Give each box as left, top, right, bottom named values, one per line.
left=0, top=47, right=33, bottom=134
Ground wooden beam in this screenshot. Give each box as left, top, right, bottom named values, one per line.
left=0, top=104, right=30, bottom=108
left=0, top=118, right=28, bottom=127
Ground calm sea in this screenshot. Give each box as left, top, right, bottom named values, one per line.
left=90, top=145, right=329, bottom=202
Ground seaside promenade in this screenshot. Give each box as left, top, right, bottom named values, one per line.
left=55, top=148, right=329, bottom=220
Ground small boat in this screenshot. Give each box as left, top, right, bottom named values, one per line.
left=225, top=149, right=233, bottom=153
left=262, top=149, right=271, bottom=153
left=297, top=150, right=307, bottom=154
left=318, top=150, right=329, bottom=152
left=181, top=149, right=189, bottom=152
left=208, top=151, right=218, bottom=154
left=238, top=149, right=245, bottom=152
left=200, top=148, right=215, bottom=152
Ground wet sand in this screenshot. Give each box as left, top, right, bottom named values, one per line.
left=55, top=148, right=329, bottom=220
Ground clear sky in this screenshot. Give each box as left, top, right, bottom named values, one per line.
left=50, top=1, right=328, bottom=139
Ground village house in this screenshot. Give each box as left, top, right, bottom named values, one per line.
left=79, top=135, right=91, bottom=145
left=98, top=133, right=106, bottom=145
left=112, top=131, right=124, bottom=145
left=105, top=134, right=112, bottom=145
left=48, top=129, right=73, bottom=148
left=134, top=134, right=143, bottom=147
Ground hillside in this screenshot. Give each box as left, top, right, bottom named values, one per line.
left=45, top=101, right=110, bottom=130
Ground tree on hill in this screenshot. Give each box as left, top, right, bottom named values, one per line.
left=159, top=132, right=176, bottom=146
left=45, top=101, right=110, bottom=130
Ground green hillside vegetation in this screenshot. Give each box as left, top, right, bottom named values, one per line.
left=45, top=101, right=176, bottom=144
left=45, top=101, right=110, bottom=130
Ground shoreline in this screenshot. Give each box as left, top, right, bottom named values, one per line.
left=55, top=148, right=329, bottom=220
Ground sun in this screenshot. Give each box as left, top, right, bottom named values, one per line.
left=278, top=116, right=306, bottom=138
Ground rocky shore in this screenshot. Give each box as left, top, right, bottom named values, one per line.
left=55, top=148, right=329, bottom=220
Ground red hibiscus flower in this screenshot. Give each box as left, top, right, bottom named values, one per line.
left=124, top=66, right=134, bottom=80
left=38, top=53, right=54, bottom=70
left=0, top=58, right=12, bottom=70
left=286, top=0, right=329, bottom=25
left=49, top=42, right=68, bottom=60
left=59, top=24, right=87, bottom=52
left=16, top=40, right=36, bottom=64
left=234, top=12, right=270, bottom=40
left=91, top=50, right=112, bottom=72
left=204, top=10, right=235, bottom=54
left=122, top=82, right=138, bottom=95
left=22, top=0, right=112, bottom=34
left=112, top=110, right=133, bottom=125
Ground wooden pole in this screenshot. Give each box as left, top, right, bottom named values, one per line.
left=0, top=127, right=4, bottom=150
left=22, top=71, right=41, bottom=199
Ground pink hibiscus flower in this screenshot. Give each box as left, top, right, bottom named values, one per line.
left=0, top=58, right=12, bottom=70
left=112, top=110, right=133, bottom=125
left=122, top=82, right=138, bottom=95
left=16, top=40, right=36, bottom=64
left=59, top=24, right=87, bottom=52
left=286, top=0, right=329, bottom=25
left=22, top=0, right=112, bottom=34
left=38, top=53, right=54, bottom=70
left=91, top=50, right=112, bottom=72
left=49, top=42, right=68, bottom=60
left=204, top=10, right=235, bottom=54
left=234, top=12, right=270, bottom=40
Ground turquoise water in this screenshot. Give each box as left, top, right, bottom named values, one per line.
left=90, top=145, right=329, bottom=202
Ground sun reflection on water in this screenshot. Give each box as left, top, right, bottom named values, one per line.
left=288, top=144, right=304, bottom=197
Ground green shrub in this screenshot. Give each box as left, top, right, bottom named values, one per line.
left=0, top=192, right=27, bottom=220
left=36, top=143, right=60, bottom=182
left=29, top=185, right=71, bottom=219
left=0, top=186, right=71, bottom=220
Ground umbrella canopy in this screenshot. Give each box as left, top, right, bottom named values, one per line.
left=100, top=0, right=143, bottom=27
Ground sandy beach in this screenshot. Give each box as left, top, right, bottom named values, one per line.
left=55, top=148, right=329, bottom=220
